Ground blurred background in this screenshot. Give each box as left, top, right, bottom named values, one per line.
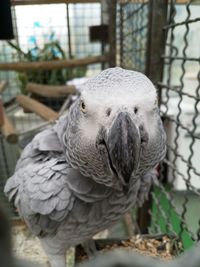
left=0, top=0, right=200, bottom=265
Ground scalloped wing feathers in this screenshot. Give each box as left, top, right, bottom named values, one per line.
left=4, top=127, right=111, bottom=236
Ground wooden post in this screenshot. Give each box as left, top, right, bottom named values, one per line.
left=108, top=0, right=117, bottom=67
left=26, top=83, right=76, bottom=98
left=0, top=55, right=109, bottom=71
left=145, top=0, right=168, bottom=102
left=1, top=112, right=18, bottom=144
left=0, top=81, right=7, bottom=93
left=66, top=3, right=72, bottom=59
left=16, top=95, right=59, bottom=122
left=0, top=97, right=4, bottom=127
left=0, top=98, right=18, bottom=144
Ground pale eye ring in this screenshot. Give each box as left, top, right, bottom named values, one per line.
left=81, top=100, right=86, bottom=113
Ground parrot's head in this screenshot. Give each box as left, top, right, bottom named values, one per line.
left=57, top=67, right=166, bottom=189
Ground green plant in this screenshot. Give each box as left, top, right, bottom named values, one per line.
left=7, top=36, right=87, bottom=94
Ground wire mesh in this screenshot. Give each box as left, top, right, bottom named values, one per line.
left=0, top=2, right=102, bottom=200
left=158, top=0, right=200, bottom=245
left=118, top=0, right=200, bottom=248
left=1, top=3, right=102, bottom=102
left=116, top=0, right=149, bottom=73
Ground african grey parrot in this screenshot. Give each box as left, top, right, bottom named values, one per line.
left=4, top=67, right=166, bottom=267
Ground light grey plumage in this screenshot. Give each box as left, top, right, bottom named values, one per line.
left=4, top=67, right=166, bottom=267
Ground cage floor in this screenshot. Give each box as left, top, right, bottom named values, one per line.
left=12, top=224, right=76, bottom=267
left=12, top=224, right=177, bottom=267
left=13, top=225, right=51, bottom=267
left=12, top=224, right=107, bottom=267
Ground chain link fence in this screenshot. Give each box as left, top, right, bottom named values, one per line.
left=116, top=0, right=149, bottom=72
left=117, top=0, right=200, bottom=249
left=158, top=0, right=200, bottom=247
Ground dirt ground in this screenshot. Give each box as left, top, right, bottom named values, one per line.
left=12, top=225, right=51, bottom=267
left=12, top=225, right=108, bottom=267
left=12, top=224, right=177, bottom=266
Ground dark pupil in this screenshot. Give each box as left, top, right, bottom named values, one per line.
left=82, top=102, right=85, bottom=109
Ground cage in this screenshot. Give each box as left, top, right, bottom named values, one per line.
left=0, top=0, right=112, bottom=198
left=116, top=0, right=200, bottom=249
left=0, top=0, right=200, bottom=261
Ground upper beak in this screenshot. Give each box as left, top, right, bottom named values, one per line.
left=106, top=112, right=141, bottom=186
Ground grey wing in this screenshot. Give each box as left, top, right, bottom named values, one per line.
left=66, top=169, right=112, bottom=203
left=65, top=169, right=113, bottom=226
left=4, top=127, right=74, bottom=236
left=5, top=163, right=112, bottom=236
left=4, top=155, right=75, bottom=236
left=4, top=125, right=112, bottom=236
left=15, top=127, right=63, bottom=171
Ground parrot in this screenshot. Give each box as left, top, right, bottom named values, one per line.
left=4, top=67, right=166, bottom=267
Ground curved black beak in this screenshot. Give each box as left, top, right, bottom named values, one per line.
left=106, top=112, right=141, bottom=187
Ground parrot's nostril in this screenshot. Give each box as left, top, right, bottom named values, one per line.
left=141, top=132, right=149, bottom=145
left=106, top=108, right=112, bottom=117
left=141, top=137, right=147, bottom=145
left=134, top=107, right=138, bottom=114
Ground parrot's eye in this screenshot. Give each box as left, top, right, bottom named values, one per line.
left=81, top=101, right=86, bottom=113
left=106, top=108, right=112, bottom=117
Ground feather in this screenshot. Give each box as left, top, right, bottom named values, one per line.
left=33, top=128, right=62, bottom=152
